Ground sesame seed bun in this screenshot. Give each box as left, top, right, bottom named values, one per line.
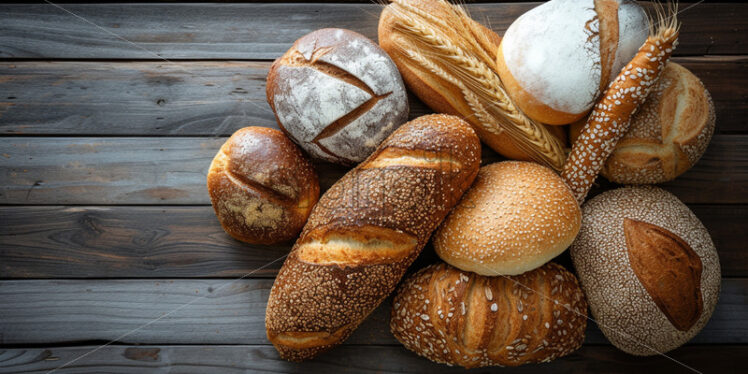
left=570, top=186, right=721, bottom=355
left=434, top=161, right=581, bottom=276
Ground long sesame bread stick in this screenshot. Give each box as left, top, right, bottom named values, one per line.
left=562, top=9, right=680, bottom=204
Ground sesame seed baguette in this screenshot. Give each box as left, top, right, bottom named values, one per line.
left=562, top=11, right=680, bottom=204
left=265, top=114, right=481, bottom=361
left=391, top=262, right=587, bottom=368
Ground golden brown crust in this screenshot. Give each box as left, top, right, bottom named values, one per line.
left=434, top=161, right=581, bottom=276
left=378, top=0, right=567, bottom=168
left=391, top=262, right=587, bottom=368
left=601, top=63, right=714, bottom=184
left=265, top=114, right=481, bottom=361
left=624, top=218, right=703, bottom=331
left=207, top=127, right=319, bottom=245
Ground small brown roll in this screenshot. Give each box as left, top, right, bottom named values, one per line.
left=569, top=62, right=715, bottom=184
left=207, top=127, right=319, bottom=245
left=391, top=262, right=587, bottom=368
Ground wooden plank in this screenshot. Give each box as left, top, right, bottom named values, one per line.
left=1, top=204, right=745, bottom=278
left=1, top=57, right=744, bottom=135
left=0, top=3, right=744, bottom=59
left=0, top=278, right=745, bottom=345
left=1, top=135, right=745, bottom=205
left=0, top=345, right=743, bottom=374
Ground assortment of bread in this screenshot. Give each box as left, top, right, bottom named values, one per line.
left=571, top=187, right=721, bottom=355
left=200, top=0, right=721, bottom=368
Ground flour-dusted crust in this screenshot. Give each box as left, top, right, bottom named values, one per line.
left=498, top=0, right=648, bottom=124
left=391, top=262, right=587, bottom=368
left=267, top=28, right=408, bottom=165
left=570, top=186, right=721, bottom=355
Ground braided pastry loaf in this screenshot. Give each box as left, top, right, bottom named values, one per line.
left=265, top=114, right=481, bottom=361
left=391, top=262, right=587, bottom=368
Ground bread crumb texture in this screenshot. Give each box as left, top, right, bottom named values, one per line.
left=434, top=161, right=581, bottom=275
left=266, top=114, right=481, bottom=361
left=390, top=262, right=587, bottom=368
left=570, top=186, right=720, bottom=355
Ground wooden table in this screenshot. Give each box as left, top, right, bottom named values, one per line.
left=0, top=1, right=745, bottom=373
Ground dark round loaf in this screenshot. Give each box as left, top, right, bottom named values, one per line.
left=266, top=28, right=409, bottom=165
left=207, top=127, right=319, bottom=245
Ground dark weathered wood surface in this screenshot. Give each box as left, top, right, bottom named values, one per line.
left=1, top=204, right=746, bottom=278
left=1, top=135, right=745, bottom=205
left=0, top=3, right=744, bottom=59
left=1, top=57, right=745, bottom=135
left=0, top=1, right=746, bottom=372
left=0, top=278, right=745, bottom=345
left=0, top=344, right=743, bottom=374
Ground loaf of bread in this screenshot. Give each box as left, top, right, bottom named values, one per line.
left=207, top=127, right=319, bottom=245
left=391, top=262, right=587, bottom=368
left=267, top=28, right=408, bottom=165
left=378, top=0, right=567, bottom=171
left=434, top=161, right=581, bottom=276
left=496, top=0, right=648, bottom=124
left=571, top=186, right=721, bottom=355
left=570, top=62, right=715, bottom=184
left=265, top=114, right=481, bottom=361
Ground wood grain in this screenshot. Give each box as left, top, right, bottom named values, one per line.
left=0, top=3, right=744, bottom=59
left=0, top=344, right=743, bottom=374
left=0, top=278, right=745, bottom=346
left=1, top=135, right=745, bottom=205
left=0, top=57, right=744, bottom=135
left=1, top=204, right=745, bottom=278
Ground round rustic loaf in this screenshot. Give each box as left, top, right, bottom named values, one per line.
left=391, top=262, right=587, bottom=368
left=434, top=161, right=581, bottom=276
left=570, top=186, right=721, bottom=355
left=207, top=127, right=319, bottom=245
left=569, top=62, right=715, bottom=184
left=496, top=0, right=648, bottom=124
left=267, top=28, right=409, bottom=165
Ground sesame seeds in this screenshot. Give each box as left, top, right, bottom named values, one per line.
left=491, top=303, right=498, bottom=312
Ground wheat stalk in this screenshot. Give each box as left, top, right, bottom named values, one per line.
left=389, top=7, right=566, bottom=170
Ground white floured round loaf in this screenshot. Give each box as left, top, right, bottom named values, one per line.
left=267, top=28, right=409, bottom=165
left=496, top=0, right=648, bottom=125
left=570, top=186, right=721, bottom=355
left=433, top=161, right=581, bottom=276
left=570, top=62, right=716, bottom=184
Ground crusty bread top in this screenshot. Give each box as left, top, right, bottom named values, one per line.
left=265, top=114, right=481, bottom=361
left=207, top=127, right=319, bottom=244
left=434, top=161, right=581, bottom=276
left=570, top=186, right=721, bottom=355
left=391, top=262, right=587, bottom=368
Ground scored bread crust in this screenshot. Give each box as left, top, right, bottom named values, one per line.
left=391, top=262, right=587, bottom=368
left=377, top=0, right=567, bottom=163
left=570, top=186, right=720, bottom=355
left=265, top=114, right=481, bottom=361
left=568, top=63, right=715, bottom=184
left=207, top=127, right=319, bottom=245
left=434, top=161, right=581, bottom=276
